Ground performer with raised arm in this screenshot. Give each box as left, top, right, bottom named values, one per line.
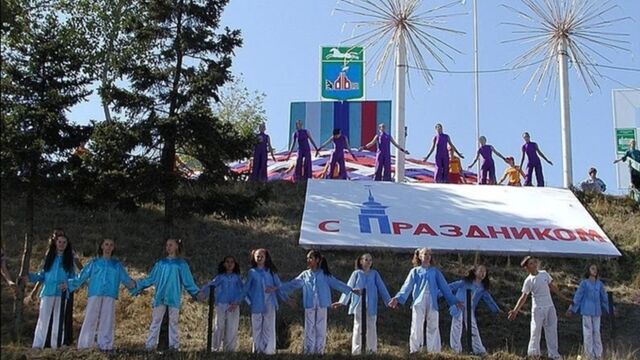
left=359, top=123, right=409, bottom=181
left=467, top=136, right=507, bottom=185
left=423, top=123, right=463, bottom=183
left=317, top=128, right=357, bottom=180
left=508, top=256, right=571, bottom=360
left=519, top=132, right=553, bottom=186
left=286, top=120, right=318, bottom=181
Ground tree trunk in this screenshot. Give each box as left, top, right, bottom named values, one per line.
left=161, top=0, right=185, bottom=239
left=13, top=182, right=35, bottom=343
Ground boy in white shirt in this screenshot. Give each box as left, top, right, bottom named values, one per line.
left=508, top=256, right=572, bottom=359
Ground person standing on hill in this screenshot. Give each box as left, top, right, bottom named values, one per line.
left=24, top=234, right=76, bottom=349
left=317, top=128, right=357, bottom=180
left=278, top=250, right=359, bottom=355
left=448, top=146, right=467, bottom=184
left=249, top=123, right=276, bottom=182
left=614, top=139, right=640, bottom=191
left=566, top=264, right=611, bottom=360
left=131, top=238, right=203, bottom=351
left=423, top=123, right=464, bottom=183
left=467, top=136, right=508, bottom=185
left=360, top=123, right=409, bottom=181
left=519, top=132, right=553, bottom=186
left=579, top=167, right=607, bottom=194
left=199, top=256, right=243, bottom=352
left=508, top=256, right=572, bottom=360
left=498, top=156, right=526, bottom=186
left=67, top=238, right=136, bottom=351
left=234, top=248, right=285, bottom=355
left=286, top=120, right=319, bottom=181
left=388, top=248, right=463, bottom=354
left=448, top=264, right=501, bottom=355
left=333, top=253, right=392, bottom=355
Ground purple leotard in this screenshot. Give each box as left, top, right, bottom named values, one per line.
left=375, top=131, right=392, bottom=181
left=294, top=129, right=312, bottom=181
left=326, top=135, right=347, bottom=179
left=434, top=133, right=450, bottom=183
left=250, top=132, right=270, bottom=182
left=522, top=141, right=544, bottom=186
left=478, top=145, right=496, bottom=184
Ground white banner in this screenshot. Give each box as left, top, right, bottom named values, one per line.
left=300, top=180, right=621, bottom=258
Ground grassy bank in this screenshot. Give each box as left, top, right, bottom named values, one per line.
left=1, top=182, right=639, bottom=359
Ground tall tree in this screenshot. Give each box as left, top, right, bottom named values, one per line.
left=58, top=0, right=143, bottom=123
left=1, top=5, right=93, bottom=340
left=109, top=0, right=247, bottom=234
left=212, top=75, right=267, bottom=138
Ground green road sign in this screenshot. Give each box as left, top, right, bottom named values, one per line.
left=616, top=128, right=637, bottom=154
left=321, top=46, right=364, bottom=101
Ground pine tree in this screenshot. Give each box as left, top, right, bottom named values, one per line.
left=1, top=6, right=93, bottom=340
left=108, top=0, right=250, bottom=234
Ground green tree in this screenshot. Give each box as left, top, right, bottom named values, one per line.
left=107, top=0, right=250, bottom=233
left=0, top=6, right=93, bottom=340
left=212, top=75, right=267, bottom=138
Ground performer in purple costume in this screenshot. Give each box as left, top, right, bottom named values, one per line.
left=250, top=123, right=277, bottom=182
left=317, top=129, right=357, bottom=180
left=286, top=120, right=319, bottom=181
left=519, top=132, right=553, bottom=187
left=468, top=136, right=507, bottom=184
left=360, top=123, right=409, bottom=181
left=424, top=124, right=463, bottom=183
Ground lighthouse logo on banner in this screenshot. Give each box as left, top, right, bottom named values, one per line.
left=321, top=46, right=364, bottom=101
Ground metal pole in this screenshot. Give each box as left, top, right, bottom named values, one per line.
left=57, top=290, right=67, bottom=348
left=394, top=34, right=407, bottom=183
left=607, top=291, right=615, bottom=349
left=473, top=0, right=481, bottom=184
left=361, top=288, right=367, bottom=353
left=466, top=289, right=472, bottom=353
left=207, top=285, right=215, bottom=352
left=558, top=38, right=573, bottom=188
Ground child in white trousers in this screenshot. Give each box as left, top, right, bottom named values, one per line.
left=389, top=248, right=462, bottom=353
left=279, top=250, right=358, bottom=355
left=131, top=238, right=203, bottom=350
left=333, top=253, right=391, bottom=354
left=567, top=264, right=611, bottom=360
left=199, top=255, right=243, bottom=352
left=26, top=234, right=76, bottom=349
left=235, top=248, right=284, bottom=354
left=508, top=256, right=572, bottom=360
left=67, top=239, right=135, bottom=350
left=448, top=264, right=500, bottom=355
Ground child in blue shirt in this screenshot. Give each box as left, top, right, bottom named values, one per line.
left=131, top=238, right=202, bottom=350
left=448, top=264, right=500, bottom=355
left=333, top=253, right=391, bottom=354
left=279, top=250, right=358, bottom=354
left=26, top=234, right=76, bottom=349
left=235, top=248, right=283, bottom=355
left=200, top=255, right=243, bottom=352
left=389, top=248, right=462, bottom=353
left=567, top=264, right=611, bottom=360
left=67, top=238, right=135, bottom=350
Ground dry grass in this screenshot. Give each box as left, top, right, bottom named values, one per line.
left=1, top=182, right=639, bottom=359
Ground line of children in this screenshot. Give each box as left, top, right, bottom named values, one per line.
left=20, top=241, right=615, bottom=357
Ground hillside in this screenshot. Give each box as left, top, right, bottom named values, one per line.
left=1, top=182, right=639, bottom=360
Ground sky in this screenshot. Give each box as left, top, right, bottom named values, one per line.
left=69, top=0, right=640, bottom=192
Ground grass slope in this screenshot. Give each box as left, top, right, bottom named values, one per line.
left=1, top=182, right=639, bottom=359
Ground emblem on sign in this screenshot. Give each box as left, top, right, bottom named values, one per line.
left=321, top=46, right=364, bottom=101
